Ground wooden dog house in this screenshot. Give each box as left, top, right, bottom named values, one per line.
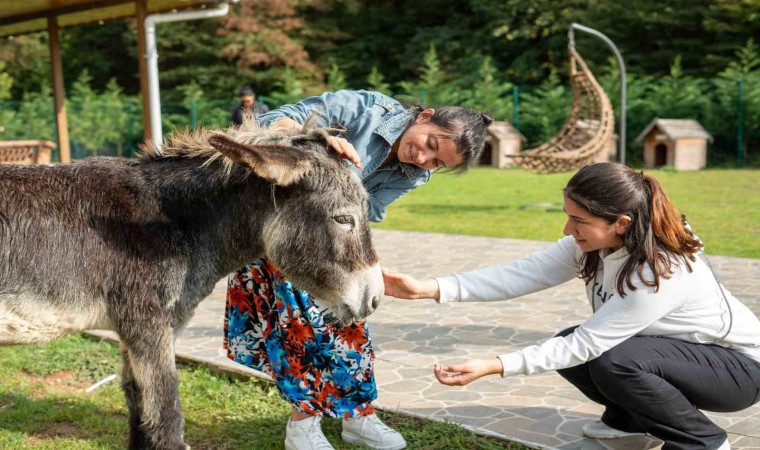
left=635, top=119, right=713, bottom=171
left=483, top=121, right=526, bottom=168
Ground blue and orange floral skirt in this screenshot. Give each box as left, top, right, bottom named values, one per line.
left=223, top=258, right=377, bottom=418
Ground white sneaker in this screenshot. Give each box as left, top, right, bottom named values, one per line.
left=284, top=415, right=335, bottom=450
left=342, top=414, right=406, bottom=450
left=582, top=420, right=646, bottom=439
left=717, top=438, right=731, bottom=450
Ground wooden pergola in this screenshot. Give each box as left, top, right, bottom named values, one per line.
left=0, top=0, right=220, bottom=162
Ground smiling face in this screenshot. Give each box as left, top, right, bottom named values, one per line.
left=394, top=109, right=464, bottom=170
left=563, top=197, right=630, bottom=253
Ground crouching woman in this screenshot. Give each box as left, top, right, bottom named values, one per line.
left=383, top=162, right=760, bottom=450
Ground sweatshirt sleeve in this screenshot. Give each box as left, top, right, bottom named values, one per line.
left=497, top=269, right=688, bottom=377
left=435, top=236, right=579, bottom=303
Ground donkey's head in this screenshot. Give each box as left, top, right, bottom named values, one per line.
left=207, top=124, right=382, bottom=326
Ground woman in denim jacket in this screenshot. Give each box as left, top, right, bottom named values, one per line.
left=223, top=90, right=491, bottom=450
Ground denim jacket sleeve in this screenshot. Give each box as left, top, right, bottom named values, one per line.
left=366, top=167, right=431, bottom=222
left=256, top=90, right=376, bottom=129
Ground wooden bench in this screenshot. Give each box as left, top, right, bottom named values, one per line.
left=0, top=140, right=56, bottom=165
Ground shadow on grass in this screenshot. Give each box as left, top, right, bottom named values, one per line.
left=0, top=391, right=298, bottom=449
left=0, top=390, right=525, bottom=449
left=0, top=392, right=127, bottom=448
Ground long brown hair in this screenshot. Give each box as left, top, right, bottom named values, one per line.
left=564, top=163, right=703, bottom=296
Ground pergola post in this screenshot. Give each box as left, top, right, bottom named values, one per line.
left=136, top=0, right=151, bottom=142
left=47, top=16, right=71, bottom=163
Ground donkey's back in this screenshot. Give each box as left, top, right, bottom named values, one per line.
left=0, top=159, right=175, bottom=345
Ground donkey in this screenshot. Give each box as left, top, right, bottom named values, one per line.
left=0, top=120, right=383, bottom=449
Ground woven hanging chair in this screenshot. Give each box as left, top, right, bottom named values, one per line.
left=508, top=48, right=615, bottom=174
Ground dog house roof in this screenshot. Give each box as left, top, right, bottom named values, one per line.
left=635, top=118, right=714, bottom=143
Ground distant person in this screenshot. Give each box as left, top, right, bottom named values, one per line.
left=230, top=85, right=269, bottom=126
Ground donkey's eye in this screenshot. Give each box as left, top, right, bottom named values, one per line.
left=334, top=215, right=355, bottom=230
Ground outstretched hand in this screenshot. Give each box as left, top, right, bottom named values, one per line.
left=434, top=359, right=503, bottom=386
left=326, top=136, right=362, bottom=169
left=382, top=268, right=440, bottom=300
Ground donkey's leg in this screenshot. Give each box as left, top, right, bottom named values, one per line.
left=125, top=326, right=187, bottom=450
left=121, top=347, right=152, bottom=450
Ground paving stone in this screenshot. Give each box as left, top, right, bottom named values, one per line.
left=381, top=379, right=429, bottom=394
left=443, top=405, right=504, bottom=418
left=488, top=416, right=537, bottom=435
left=732, top=435, right=760, bottom=447
left=727, top=417, right=760, bottom=437
left=558, top=438, right=611, bottom=450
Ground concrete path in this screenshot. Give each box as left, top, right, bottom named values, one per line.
left=93, top=229, right=760, bottom=449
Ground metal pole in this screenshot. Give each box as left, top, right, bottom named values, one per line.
left=512, top=85, right=520, bottom=130
left=569, top=23, right=627, bottom=166
left=145, top=3, right=230, bottom=149
left=190, top=98, right=197, bottom=130
left=737, top=79, right=744, bottom=167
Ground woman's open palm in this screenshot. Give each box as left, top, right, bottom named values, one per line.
left=381, top=268, right=422, bottom=299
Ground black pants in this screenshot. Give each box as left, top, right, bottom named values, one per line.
left=555, top=326, right=760, bottom=450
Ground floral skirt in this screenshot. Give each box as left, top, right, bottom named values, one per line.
left=223, top=258, right=377, bottom=418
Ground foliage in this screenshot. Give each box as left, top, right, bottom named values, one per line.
left=459, top=57, right=514, bottom=121
left=0, top=61, right=12, bottom=101
left=0, top=85, right=55, bottom=142
left=519, top=71, right=571, bottom=146
left=0, top=61, right=12, bottom=133
left=325, top=60, right=348, bottom=91
left=714, top=39, right=760, bottom=162
left=67, top=72, right=131, bottom=157
left=265, top=67, right=312, bottom=107
left=218, top=0, right=324, bottom=97
left=0, top=33, right=50, bottom=98
left=366, top=66, right=391, bottom=93
left=0, top=1, right=757, bottom=164
left=397, top=44, right=459, bottom=106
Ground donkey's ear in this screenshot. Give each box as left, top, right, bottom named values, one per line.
left=208, top=134, right=315, bottom=186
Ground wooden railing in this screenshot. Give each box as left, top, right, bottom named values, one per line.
left=0, top=140, right=56, bottom=165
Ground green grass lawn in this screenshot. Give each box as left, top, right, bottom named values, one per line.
left=0, top=335, right=527, bottom=449
left=374, top=167, right=760, bottom=258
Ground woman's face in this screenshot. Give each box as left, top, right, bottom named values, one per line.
left=563, top=197, right=627, bottom=252
left=395, top=109, right=463, bottom=170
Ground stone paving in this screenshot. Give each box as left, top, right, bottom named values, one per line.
left=92, top=229, right=760, bottom=449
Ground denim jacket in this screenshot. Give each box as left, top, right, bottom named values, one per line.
left=257, top=90, right=431, bottom=222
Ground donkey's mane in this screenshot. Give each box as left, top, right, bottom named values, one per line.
left=139, top=116, right=333, bottom=164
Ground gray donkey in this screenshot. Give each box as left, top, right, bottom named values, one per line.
left=0, top=121, right=384, bottom=449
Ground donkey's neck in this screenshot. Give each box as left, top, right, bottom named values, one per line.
left=139, top=157, right=276, bottom=277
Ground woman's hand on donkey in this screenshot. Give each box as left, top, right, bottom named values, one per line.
left=272, top=118, right=362, bottom=169
left=381, top=268, right=440, bottom=301
left=434, top=359, right=504, bottom=386
left=326, top=136, right=362, bottom=169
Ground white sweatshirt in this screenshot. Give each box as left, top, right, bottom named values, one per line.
left=435, top=236, right=760, bottom=377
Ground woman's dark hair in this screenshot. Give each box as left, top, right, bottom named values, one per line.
left=408, top=105, right=492, bottom=173
left=564, top=162, right=703, bottom=296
